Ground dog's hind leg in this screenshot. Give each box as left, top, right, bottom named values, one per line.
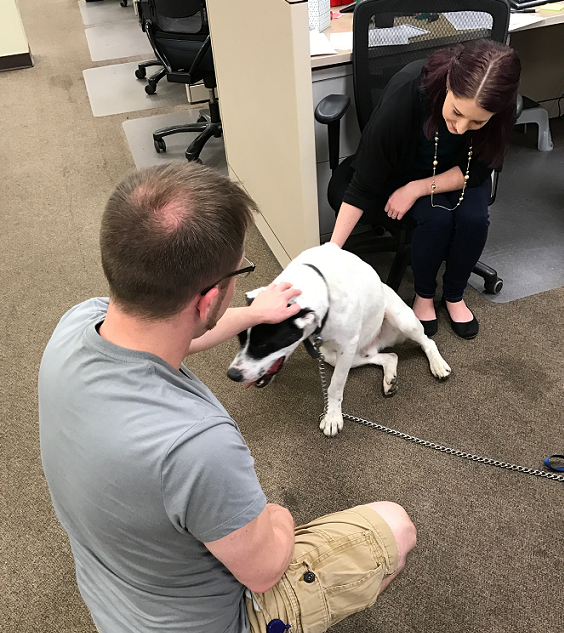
left=352, top=351, right=399, bottom=396
left=384, top=296, right=451, bottom=380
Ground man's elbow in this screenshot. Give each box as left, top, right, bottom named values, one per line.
left=244, top=574, right=282, bottom=594
left=240, top=562, right=287, bottom=594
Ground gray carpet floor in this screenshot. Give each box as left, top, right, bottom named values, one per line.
left=1, top=1, right=563, bottom=632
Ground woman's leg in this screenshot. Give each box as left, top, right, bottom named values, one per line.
left=442, top=180, right=490, bottom=311
left=409, top=193, right=456, bottom=301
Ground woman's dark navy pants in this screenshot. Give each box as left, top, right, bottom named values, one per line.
left=408, top=179, right=490, bottom=302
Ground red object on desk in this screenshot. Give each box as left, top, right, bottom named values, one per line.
left=330, top=0, right=343, bottom=6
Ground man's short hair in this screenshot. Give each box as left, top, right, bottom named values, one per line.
left=100, top=162, right=257, bottom=319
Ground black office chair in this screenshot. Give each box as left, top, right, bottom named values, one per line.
left=134, top=0, right=167, bottom=95
left=315, top=0, right=512, bottom=294
left=143, top=0, right=222, bottom=162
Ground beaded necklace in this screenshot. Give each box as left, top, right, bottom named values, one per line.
left=430, top=131, right=473, bottom=211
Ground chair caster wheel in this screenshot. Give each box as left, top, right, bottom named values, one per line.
left=154, top=138, right=166, bottom=153
left=484, top=278, right=503, bottom=294
left=135, top=68, right=146, bottom=79
left=120, top=0, right=128, bottom=7
left=186, top=154, right=202, bottom=163
left=145, top=83, right=156, bottom=95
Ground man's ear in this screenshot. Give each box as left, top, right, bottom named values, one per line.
left=196, top=287, right=219, bottom=321
left=245, top=287, right=266, bottom=306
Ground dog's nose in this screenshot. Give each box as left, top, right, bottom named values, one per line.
left=227, top=367, right=244, bottom=382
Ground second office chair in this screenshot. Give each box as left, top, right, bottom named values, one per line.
left=142, top=0, right=222, bottom=162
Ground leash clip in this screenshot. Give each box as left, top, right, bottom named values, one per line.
left=303, top=334, right=323, bottom=360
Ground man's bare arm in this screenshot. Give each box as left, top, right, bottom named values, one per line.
left=188, top=283, right=302, bottom=354
left=204, top=503, right=295, bottom=593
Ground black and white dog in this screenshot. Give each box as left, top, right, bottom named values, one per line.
left=228, top=243, right=451, bottom=436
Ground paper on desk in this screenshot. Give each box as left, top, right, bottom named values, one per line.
left=330, top=24, right=428, bottom=50
left=443, top=11, right=493, bottom=31
left=330, top=31, right=353, bottom=50
left=509, top=12, right=544, bottom=32
left=310, top=29, right=338, bottom=56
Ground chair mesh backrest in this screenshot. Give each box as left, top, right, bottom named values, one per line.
left=150, top=0, right=208, bottom=36
left=352, top=0, right=510, bottom=131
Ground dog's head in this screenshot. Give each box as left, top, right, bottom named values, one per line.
left=227, top=288, right=319, bottom=388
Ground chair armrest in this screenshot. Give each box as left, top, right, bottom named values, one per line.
left=314, top=94, right=350, bottom=124
left=314, top=94, right=351, bottom=173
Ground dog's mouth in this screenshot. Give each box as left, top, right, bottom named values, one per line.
left=245, top=357, right=286, bottom=389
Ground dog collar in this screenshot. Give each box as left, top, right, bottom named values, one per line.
left=302, top=263, right=330, bottom=359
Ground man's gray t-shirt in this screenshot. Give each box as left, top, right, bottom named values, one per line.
left=39, top=298, right=267, bottom=633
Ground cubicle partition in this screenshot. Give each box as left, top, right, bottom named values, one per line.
left=206, top=0, right=320, bottom=267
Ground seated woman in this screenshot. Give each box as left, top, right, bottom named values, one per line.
left=330, top=39, right=521, bottom=339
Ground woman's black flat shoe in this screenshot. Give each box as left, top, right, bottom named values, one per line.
left=441, top=297, right=479, bottom=339
left=420, top=318, right=438, bottom=337
left=411, top=295, right=438, bottom=337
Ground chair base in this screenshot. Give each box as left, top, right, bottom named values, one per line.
left=135, top=62, right=166, bottom=95
left=153, top=109, right=222, bottom=162
left=472, top=261, right=503, bottom=294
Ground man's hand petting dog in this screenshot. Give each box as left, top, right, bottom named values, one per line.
left=248, top=282, right=302, bottom=324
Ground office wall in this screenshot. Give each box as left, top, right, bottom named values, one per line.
left=206, top=0, right=319, bottom=267
left=0, top=0, right=32, bottom=70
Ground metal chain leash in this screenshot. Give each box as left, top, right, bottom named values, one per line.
left=315, top=354, right=564, bottom=483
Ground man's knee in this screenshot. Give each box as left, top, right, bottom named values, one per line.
left=365, top=501, right=417, bottom=565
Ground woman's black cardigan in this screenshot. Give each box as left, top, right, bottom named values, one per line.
left=342, top=59, right=492, bottom=216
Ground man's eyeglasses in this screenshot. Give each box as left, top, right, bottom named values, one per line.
left=200, top=256, right=256, bottom=296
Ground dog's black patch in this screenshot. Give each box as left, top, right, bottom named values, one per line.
left=244, top=309, right=312, bottom=360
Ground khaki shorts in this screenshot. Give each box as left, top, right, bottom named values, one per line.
left=245, top=505, right=399, bottom=633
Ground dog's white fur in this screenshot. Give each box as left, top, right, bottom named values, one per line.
left=230, top=243, right=451, bottom=436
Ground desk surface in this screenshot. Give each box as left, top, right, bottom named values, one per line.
left=311, top=5, right=564, bottom=70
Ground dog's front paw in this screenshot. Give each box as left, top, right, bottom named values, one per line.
left=319, top=411, right=344, bottom=437
left=430, top=355, right=451, bottom=380
left=383, top=375, right=398, bottom=397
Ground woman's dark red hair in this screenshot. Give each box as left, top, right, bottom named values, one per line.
left=421, top=39, right=521, bottom=168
